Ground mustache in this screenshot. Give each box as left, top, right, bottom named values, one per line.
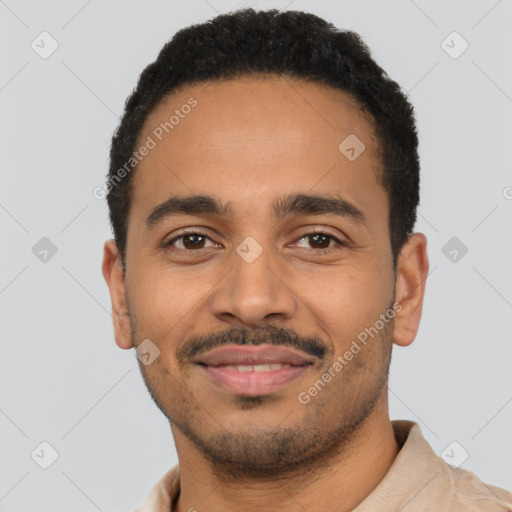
left=177, top=324, right=327, bottom=366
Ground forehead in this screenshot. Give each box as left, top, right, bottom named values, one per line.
left=129, top=76, right=385, bottom=228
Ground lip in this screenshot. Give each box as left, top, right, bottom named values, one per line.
left=193, top=344, right=315, bottom=396
left=193, top=344, right=315, bottom=366
left=198, top=364, right=311, bottom=396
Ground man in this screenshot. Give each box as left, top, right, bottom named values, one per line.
left=102, top=8, right=512, bottom=511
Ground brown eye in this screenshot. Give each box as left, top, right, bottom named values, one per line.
left=166, top=232, right=216, bottom=251
left=295, top=231, right=344, bottom=253
left=181, top=234, right=206, bottom=249
left=307, top=233, right=332, bottom=249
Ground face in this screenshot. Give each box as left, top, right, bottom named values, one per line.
left=103, top=76, right=427, bottom=480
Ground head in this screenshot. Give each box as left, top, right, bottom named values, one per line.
left=102, top=9, right=428, bottom=479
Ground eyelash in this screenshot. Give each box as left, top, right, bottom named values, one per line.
left=164, top=228, right=346, bottom=255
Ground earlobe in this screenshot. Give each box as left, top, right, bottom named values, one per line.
left=102, top=239, right=134, bottom=350
left=392, top=233, right=429, bottom=347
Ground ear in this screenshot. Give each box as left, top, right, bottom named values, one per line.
left=393, top=233, right=429, bottom=347
left=102, top=239, right=134, bottom=350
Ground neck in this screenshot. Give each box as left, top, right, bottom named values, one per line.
left=172, top=396, right=400, bottom=512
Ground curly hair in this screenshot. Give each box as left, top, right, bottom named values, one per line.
left=106, top=8, right=420, bottom=269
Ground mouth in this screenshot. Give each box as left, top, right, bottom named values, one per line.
left=193, top=344, right=315, bottom=396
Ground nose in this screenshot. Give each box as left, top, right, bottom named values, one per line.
left=209, top=240, right=298, bottom=327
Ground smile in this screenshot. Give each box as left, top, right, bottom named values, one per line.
left=197, top=362, right=311, bottom=396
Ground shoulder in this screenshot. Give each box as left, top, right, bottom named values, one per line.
left=134, top=465, right=180, bottom=512
left=379, top=421, right=512, bottom=512
left=443, top=464, right=512, bottom=511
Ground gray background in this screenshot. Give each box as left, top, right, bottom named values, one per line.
left=1, top=0, right=511, bottom=510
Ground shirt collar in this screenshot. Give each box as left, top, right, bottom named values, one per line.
left=354, top=420, right=446, bottom=510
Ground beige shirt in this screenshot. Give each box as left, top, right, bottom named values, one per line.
left=135, top=420, right=512, bottom=511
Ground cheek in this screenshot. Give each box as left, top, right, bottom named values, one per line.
left=127, top=268, right=201, bottom=341
left=304, top=265, right=392, bottom=344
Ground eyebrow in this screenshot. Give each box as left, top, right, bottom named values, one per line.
left=145, top=193, right=367, bottom=229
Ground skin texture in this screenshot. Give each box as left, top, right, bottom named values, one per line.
left=102, top=76, right=429, bottom=512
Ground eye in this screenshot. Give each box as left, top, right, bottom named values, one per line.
left=165, top=230, right=218, bottom=251
left=294, top=230, right=346, bottom=254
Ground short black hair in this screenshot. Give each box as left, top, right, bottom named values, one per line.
left=106, top=8, right=420, bottom=269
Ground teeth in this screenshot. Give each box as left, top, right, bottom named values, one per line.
left=253, top=364, right=270, bottom=372
left=224, top=363, right=291, bottom=372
